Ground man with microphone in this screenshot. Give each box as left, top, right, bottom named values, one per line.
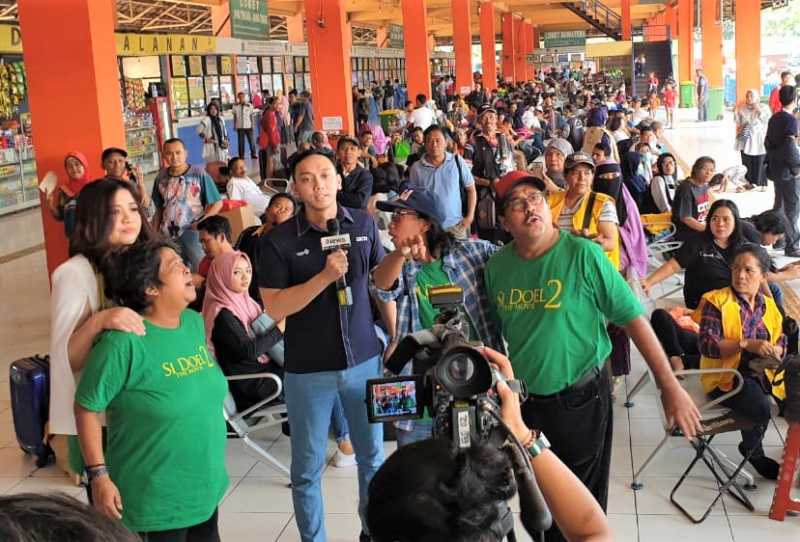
left=258, top=148, right=388, bottom=542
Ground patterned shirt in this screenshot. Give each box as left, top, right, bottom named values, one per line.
left=371, top=239, right=504, bottom=351
left=699, top=290, right=786, bottom=364
left=152, top=166, right=222, bottom=238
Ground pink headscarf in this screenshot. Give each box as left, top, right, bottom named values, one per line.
left=202, top=251, right=266, bottom=362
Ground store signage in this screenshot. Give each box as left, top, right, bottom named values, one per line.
left=322, top=116, right=343, bottom=132
left=230, top=0, right=269, bottom=41
left=116, top=33, right=216, bottom=56
left=542, top=31, right=586, bottom=49
left=388, top=24, right=404, bottom=49
left=0, top=25, right=22, bottom=53
left=241, top=40, right=288, bottom=56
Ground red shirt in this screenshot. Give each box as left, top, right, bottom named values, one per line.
left=769, top=86, right=783, bottom=114
left=663, top=88, right=677, bottom=108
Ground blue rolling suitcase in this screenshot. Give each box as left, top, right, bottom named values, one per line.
left=9, top=355, right=53, bottom=467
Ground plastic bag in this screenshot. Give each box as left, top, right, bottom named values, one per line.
left=626, top=268, right=656, bottom=316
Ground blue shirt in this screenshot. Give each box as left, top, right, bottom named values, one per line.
left=257, top=206, right=385, bottom=373
left=406, top=153, right=474, bottom=228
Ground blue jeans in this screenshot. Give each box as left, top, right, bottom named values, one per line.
left=331, top=396, right=349, bottom=443
left=395, top=420, right=433, bottom=448
left=284, top=356, right=384, bottom=542
left=177, top=227, right=205, bottom=272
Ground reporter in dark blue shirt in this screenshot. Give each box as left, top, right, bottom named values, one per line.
left=258, top=149, right=386, bottom=542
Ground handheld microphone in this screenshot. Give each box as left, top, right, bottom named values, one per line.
left=321, top=218, right=353, bottom=307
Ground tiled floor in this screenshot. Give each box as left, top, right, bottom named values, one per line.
left=1, top=108, right=800, bottom=540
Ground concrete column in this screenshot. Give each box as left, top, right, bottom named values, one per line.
left=452, top=0, right=473, bottom=95
left=480, top=1, right=497, bottom=91
left=735, top=0, right=761, bottom=103
left=18, top=0, right=125, bottom=273
left=501, top=12, right=515, bottom=83
left=402, top=0, right=432, bottom=101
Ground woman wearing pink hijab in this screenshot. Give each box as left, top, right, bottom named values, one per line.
left=202, top=251, right=284, bottom=410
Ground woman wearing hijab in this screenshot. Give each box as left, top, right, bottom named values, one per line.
left=202, top=250, right=283, bottom=411
left=47, top=151, right=94, bottom=237
left=734, top=89, right=770, bottom=191
left=198, top=102, right=230, bottom=163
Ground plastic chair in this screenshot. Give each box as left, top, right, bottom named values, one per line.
left=223, top=372, right=290, bottom=480
left=630, top=365, right=758, bottom=523
left=261, top=178, right=289, bottom=195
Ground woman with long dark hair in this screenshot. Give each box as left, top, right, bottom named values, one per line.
left=198, top=102, right=229, bottom=163
left=49, top=178, right=155, bottom=481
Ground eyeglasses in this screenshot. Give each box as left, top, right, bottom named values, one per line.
left=506, top=192, right=546, bottom=212
left=390, top=210, right=419, bottom=222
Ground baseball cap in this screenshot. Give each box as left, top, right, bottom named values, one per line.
left=101, top=147, right=128, bottom=162
left=494, top=170, right=547, bottom=203
left=544, top=137, right=573, bottom=159
left=478, top=104, right=497, bottom=117
left=564, top=152, right=596, bottom=173
left=376, top=188, right=447, bottom=227
left=336, top=136, right=360, bottom=150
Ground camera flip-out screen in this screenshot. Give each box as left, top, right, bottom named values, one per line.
left=366, top=375, right=424, bottom=423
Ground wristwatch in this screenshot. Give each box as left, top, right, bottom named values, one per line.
left=527, top=431, right=551, bottom=459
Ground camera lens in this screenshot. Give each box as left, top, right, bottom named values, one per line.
left=447, top=354, right=475, bottom=382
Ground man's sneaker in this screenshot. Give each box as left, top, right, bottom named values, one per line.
left=331, top=448, right=357, bottom=468
left=739, top=443, right=780, bottom=480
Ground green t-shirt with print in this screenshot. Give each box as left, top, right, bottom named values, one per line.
left=415, top=259, right=477, bottom=340
left=75, top=309, right=229, bottom=533
left=484, top=231, right=643, bottom=395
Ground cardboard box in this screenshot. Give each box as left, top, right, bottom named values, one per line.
left=221, top=204, right=261, bottom=241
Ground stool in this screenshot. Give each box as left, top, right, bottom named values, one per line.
left=769, top=422, right=800, bottom=521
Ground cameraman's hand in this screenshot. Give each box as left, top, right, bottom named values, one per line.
left=482, top=347, right=529, bottom=443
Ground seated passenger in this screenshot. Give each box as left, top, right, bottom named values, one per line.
left=642, top=152, right=678, bottom=214
left=699, top=244, right=784, bottom=480
left=226, top=156, right=270, bottom=217
left=202, top=250, right=284, bottom=412
left=671, top=156, right=714, bottom=242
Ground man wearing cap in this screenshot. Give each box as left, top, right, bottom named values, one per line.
left=484, top=173, right=701, bottom=540
left=337, top=136, right=374, bottom=209
left=370, top=188, right=502, bottom=446
left=405, top=125, right=477, bottom=239
left=259, top=148, right=388, bottom=542
left=471, top=104, right=514, bottom=240
left=101, top=147, right=151, bottom=212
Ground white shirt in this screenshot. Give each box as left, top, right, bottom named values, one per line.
left=49, top=255, right=100, bottom=435
left=408, top=106, right=436, bottom=130
left=522, top=109, right=541, bottom=130
left=227, top=176, right=270, bottom=217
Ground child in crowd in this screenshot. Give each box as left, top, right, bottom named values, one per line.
left=662, top=82, right=677, bottom=128
left=648, top=91, right=661, bottom=119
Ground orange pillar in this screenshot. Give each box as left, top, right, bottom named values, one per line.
left=452, top=0, right=473, bottom=96
left=501, top=12, right=516, bottom=83
left=735, top=0, right=761, bottom=103
left=304, top=0, right=354, bottom=136
left=665, top=4, right=677, bottom=38
left=210, top=3, right=232, bottom=36
left=18, top=0, right=125, bottom=275
left=621, top=0, right=632, bottom=40
left=287, top=13, right=305, bottom=44
left=403, top=0, right=432, bottom=101
left=678, top=0, right=694, bottom=83
left=523, top=22, right=534, bottom=81
left=513, top=17, right=525, bottom=83
left=701, top=0, right=723, bottom=88
left=480, top=1, right=497, bottom=91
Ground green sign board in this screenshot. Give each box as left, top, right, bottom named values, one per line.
left=388, top=24, right=404, bottom=48
left=230, top=0, right=269, bottom=41
left=543, top=31, right=586, bottom=49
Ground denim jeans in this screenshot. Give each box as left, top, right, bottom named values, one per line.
left=284, top=356, right=384, bottom=542
left=177, top=227, right=205, bottom=272
left=395, top=420, right=433, bottom=448
left=331, top=396, right=349, bottom=443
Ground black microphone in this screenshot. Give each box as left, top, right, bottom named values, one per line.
left=322, top=218, right=353, bottom=306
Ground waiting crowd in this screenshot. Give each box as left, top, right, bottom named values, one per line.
left=33, top=65, right=800, bottom=542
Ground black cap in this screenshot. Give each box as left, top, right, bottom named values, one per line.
left=478, top=104, right=497, bottom=117
left=336, top=136, right=360, bottom=150
left=101, top=147, right=127, bottom=162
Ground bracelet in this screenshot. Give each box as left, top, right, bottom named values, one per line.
left=85, top=463, right=105, bottom=470
left=86, top=465, right=109, bottom=482
left=520, top=429, right=536, bottom=449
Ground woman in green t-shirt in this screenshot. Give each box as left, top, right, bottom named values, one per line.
left=75, top=239, right=228, bottom=540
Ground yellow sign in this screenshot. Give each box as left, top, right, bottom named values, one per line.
left=585, top=41, right=633, bottom=58
left=0, top=25, right=22, bottom=53
left=115, top=33, right=216, bottom=56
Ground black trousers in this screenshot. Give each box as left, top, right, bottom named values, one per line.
left=708, top=376, right=771, bottom=458
left=741, top=153, right=767, bottom=187
left=522, top=367, right=613, bottom=542
left=650, top=309, right=700, bottom=369
left=774, top=177, right=800, bottom=253
left=237, top=128, right=257, bottom=158
left=139, top=508, right=220, bottom=542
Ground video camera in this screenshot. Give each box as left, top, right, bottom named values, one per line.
left=365, top=285, right=552, bottom=539
left=366, top=285, right=514, bottom=448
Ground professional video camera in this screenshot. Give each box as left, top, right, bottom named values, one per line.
left=365, top=285, right=553, bottom=541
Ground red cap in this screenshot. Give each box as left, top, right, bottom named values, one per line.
left=494, top=171, right=547, bottom=201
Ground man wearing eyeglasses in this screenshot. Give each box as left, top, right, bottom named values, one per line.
left=484, top=172, right=701, bottom=542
